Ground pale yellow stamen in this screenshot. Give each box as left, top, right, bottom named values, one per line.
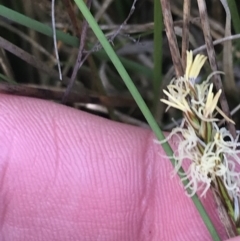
left=216, top=106, right=235, bottom=124
left=161, top=89, right=191, bottom=113
left=204, top=83, right=222, bottom=117
left=185, top=50, right=207, bottom=83
left=185, top=50, right=193, bottom=81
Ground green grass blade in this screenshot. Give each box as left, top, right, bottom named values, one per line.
left=227, top=0, right=240, bottom=33
left=73, top=0, right=220, bottom=239
left=0, top=5, right=153, bottom=79
left=0, top=5, right=79, bottom=47
left=74, top=0, right=163, bottom=140
left=153, top=0, right=163, bottom=115
left=0, top=73, right=16, bottom=83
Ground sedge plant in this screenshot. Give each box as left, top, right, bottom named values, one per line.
left=160, top=50, right=240, bottom=235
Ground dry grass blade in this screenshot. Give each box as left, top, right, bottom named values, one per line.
left=0, top=35, right=88, bottom=95
left=160, top=0, right=184, bottom=77
left=52, top=0, right=62, bottom=80
left=212, top=189, right=236, bottom=238
left=0, top=49, right=14, bottom=80
left=181, top=0, right=191, bottom=70
left=193, top=33, right=240, bottom=54
left=197, top=0, right=236, bottom=138
left=220, top=0, right=235, bottom=94
left=62, top=0, right=92, bottom=103
left=62, top=0, right=82, bottom=37
left=0, top=21, right=57, bottom=63
left=94, top=0, right=114, bottom=22
left=0, top=82, right=135, bottom=107
left=61, top=19, right=88, bottom=103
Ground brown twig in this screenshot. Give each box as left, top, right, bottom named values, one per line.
left=0, top=82, right=135, bottom=107
left=62, top=0, right=92, bottom=103
left=197, top=0, right=236, bottom=138
left=181, top=0, right=191, bottom=70
left=62, top=0, right=82, bottom=37
left=193, top=33, right=240, bottom=54
left=160, top=0, right=184, bottom=77
left=81, top=0, right=139, bottom=60
left=109, top=0, right=138, bottom=43
left=0, top=36, right=87, bottom=90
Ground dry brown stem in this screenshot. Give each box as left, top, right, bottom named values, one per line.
left=160, top=0, right=184, bottom=77
left=197, top=0, right=236, bottom=138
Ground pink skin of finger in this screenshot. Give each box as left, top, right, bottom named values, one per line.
left=0, top=93, right=237, bottom=240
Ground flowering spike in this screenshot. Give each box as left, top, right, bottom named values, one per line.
left=159, top=50, right=240, bottom=232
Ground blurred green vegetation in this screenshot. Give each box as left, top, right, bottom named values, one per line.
left=0, top=0, right=239, bottom=129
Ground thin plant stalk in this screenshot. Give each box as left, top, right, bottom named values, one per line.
left=73, top=0, right=220, bottom=239
left=152, top=0, right=163, bottom=116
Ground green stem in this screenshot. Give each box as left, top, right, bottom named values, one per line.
left=153, top=0, right=163, bottom=115
left=73, top=0, right=220, bottom=240
left=227, top=0, right=240, bottom=34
